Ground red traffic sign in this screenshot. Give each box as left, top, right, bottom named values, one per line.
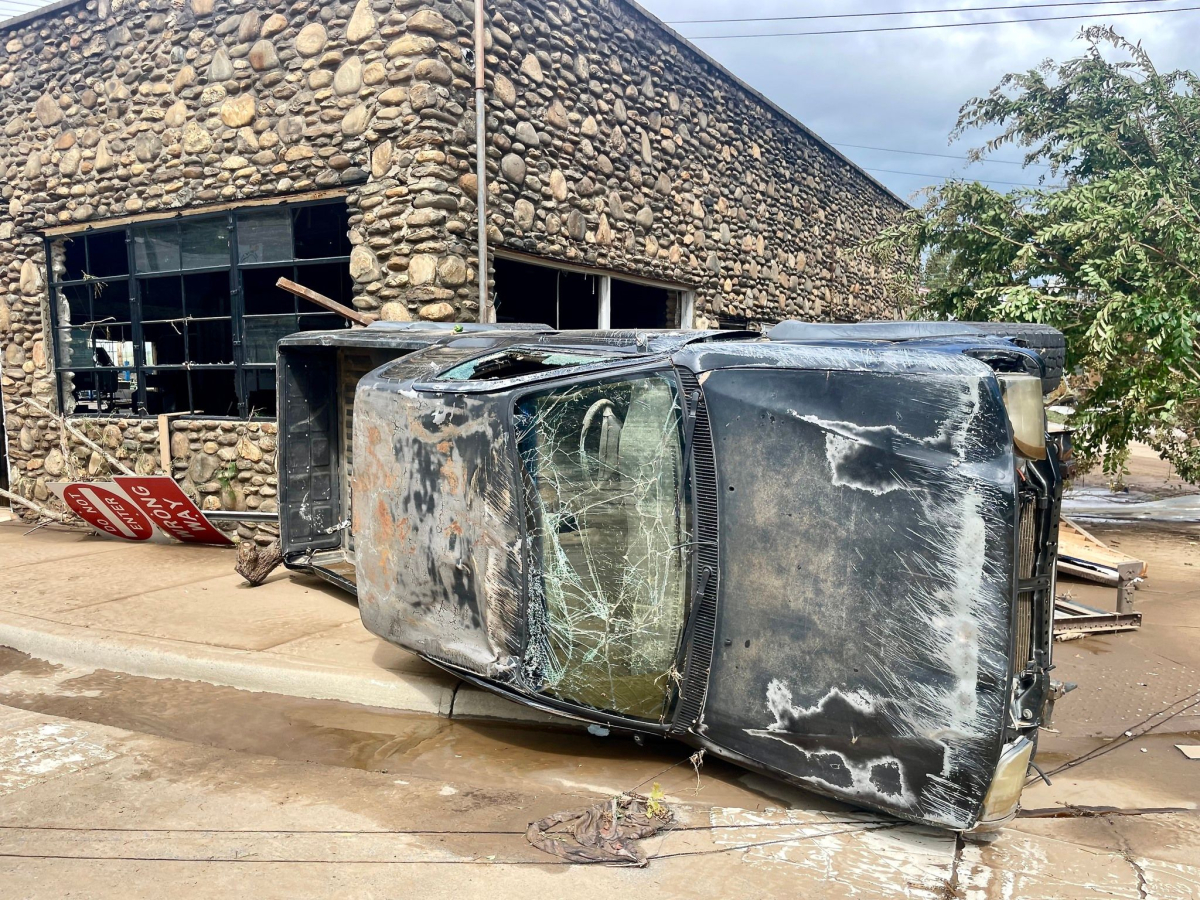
left=115, top=476, right=233, bottom=546
left=59, top=483, right=156, bottom=542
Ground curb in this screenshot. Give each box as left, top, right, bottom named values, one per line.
left=0, top=610, right=567, bottom=725
left=0, top=610, right=458, bottom=715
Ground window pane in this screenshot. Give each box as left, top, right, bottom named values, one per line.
left=237, top=209, right=292, bottom=264
left=244, top=368, right=277, bottom=418
left=182, top=218, right=230, bottom=270
left=517, top=372, right=690, bottom=719
left=142, top=320, right=186, bottom=366
left=57, top=284, right=90, bottom=325
left=294, top=261, right=353, bottom=310
left=90, top=279, right=133, bottom=327
left=188, top=318, right=235, bottom=364
left=60, top=236, right=87, bottom=282
left=138, top=275, right=184, bottom=323
left=184, top=271, right=232, bottom=319
left=298, top=313, right=349, bottom=332
left=133, top=223, right=181, bottom=273
left=94, top=332, right=137, bottom=369
left=143, top=368, right=190, bottom=415
left=87, top=231, right=129, bottom=278
left=293, top=204, right=350, bottom=258
left=243, top=314, right=297, bottom=363
left=242, top=265, right=295, bottom=315
left=67, top=370, right=137, bottom=415
left=59, top=327, right=98, bottom=369
left=191, top=369, right=239, bottom=417
left=610, top=278, right=670, bottom=328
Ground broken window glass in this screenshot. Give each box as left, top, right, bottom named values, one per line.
left=517, top=371, right=691, bottom=720
left=441, top=348, right=618, bottom=382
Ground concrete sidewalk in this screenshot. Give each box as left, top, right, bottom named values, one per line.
left=3, top=698, right=1199, bottom=899
left=0, top=517, right=543, bottom=722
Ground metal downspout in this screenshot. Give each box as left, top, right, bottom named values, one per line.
left=474, top=0, right=492, bottom=323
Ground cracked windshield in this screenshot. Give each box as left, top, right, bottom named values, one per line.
left=517, top=372, right=691, bottom=720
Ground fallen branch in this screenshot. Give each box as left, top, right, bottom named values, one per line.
left=235, top=539, right=284, bottom=586
left=0, top=487, right=77, bottom=524
left=276, top=277, right=375, bottom=327
left=17, top=397, right=135, bottom=476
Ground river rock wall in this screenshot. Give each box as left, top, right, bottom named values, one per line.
left=0, top=0, right=904, bottom=531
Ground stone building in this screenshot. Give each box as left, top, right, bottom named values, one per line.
left=0, top=0, right=905, bottom=536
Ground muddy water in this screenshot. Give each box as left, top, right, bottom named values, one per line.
left=0, top=648, right=827, bottom=811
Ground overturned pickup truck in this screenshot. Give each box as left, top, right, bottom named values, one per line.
left=276, top=320, right=1067, bottom=834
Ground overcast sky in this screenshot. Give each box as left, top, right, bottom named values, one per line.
left=640, top=0, right=1199, bottom=201
left=1, top=0, right=1195, bottom=201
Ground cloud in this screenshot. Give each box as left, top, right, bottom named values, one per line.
left=643, top=0, right=1197, bottom=199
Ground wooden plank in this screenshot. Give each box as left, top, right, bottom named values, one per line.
left=1058, top=557, right=1119, bottom=587
left=1060, top=516, right=1148, bottom=578
left=155, top=411, right=192, bottom=474
left=158, top=414, right=171, bottom=473
left=276, top=277, right=374, bottom=327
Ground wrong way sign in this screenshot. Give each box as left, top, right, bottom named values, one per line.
left=48, top=476, right=232, bottom=546
left=114, top=476, right=232, bottom=545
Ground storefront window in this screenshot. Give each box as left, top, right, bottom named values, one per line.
left=49, top=199, right=353, bottom=418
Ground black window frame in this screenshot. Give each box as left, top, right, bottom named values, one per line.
left=45, top=198, right=353, bottom=420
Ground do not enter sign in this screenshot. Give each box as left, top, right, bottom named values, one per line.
left=48, top=477, right=233, bottom=546
left=59, top=483, right=156, bottom=541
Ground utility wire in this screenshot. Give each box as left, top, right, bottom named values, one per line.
left=684, top=4, right=1200, bottom=38
left=835, top=141, right=1050, bottom=167
left=669, top=0, right=1177, bottom=25
left=863, top=166, right=1054, bottom=187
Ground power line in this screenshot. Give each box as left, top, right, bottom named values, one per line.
left=684, top=3, right=1200, bottom=38
left=834, top=141, right=1050, bottom=167
left=863, top=166, right=1054, bottom=187
left=669, top=0, right=1177, bottom=25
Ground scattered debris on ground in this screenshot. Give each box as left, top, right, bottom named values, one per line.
left=526, top=787, right=674, bottom=866
left=235, top=540, right=283, bottom=586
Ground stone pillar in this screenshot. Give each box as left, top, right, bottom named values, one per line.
left=349, top=2, right=479, bottom=324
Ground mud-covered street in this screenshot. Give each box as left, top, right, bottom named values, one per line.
left=2, top=518, right=1198, bottom=898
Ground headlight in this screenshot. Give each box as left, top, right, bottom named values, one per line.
left=998, top=375, right=1047, bottom=460
left=975, top=736, right=1034, bottom=828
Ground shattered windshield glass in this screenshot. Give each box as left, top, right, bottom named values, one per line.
left=517, top=371, right=691, bottom=720
left=440, top=348, right=618, bottom=381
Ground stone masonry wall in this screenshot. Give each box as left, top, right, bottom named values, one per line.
left=1, top=0, right=904, bottom=529
left=469, top=0, right=906, bottom=325
left=5, top=410, right=278, bottom=542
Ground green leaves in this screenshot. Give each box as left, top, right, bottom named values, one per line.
left=868, top=28, right=1200, bottom=482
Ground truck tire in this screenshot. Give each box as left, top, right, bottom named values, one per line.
left=968, top=322, right=1065, bottom=394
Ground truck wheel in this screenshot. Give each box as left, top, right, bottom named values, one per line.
left=969, top=323, right=1065, bottom=394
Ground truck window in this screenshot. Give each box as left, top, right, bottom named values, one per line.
left=516, top=371, right=690, bottom=720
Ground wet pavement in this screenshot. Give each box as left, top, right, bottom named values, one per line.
left=2, top=512, right=1199, bottom=895
left=0, top=646, right=839, bottom=814
left=1062, top=488, right=1200, bottom=524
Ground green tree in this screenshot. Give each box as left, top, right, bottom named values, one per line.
left=874, top=27, right=1200, bottom=481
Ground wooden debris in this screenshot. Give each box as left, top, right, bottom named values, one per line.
left=17, top=397, right=135, bottom=476
left=235, top=540, right=284, bottom=586
left=1057, top=516, right=1147, bottom=613
left=0, top=487, right=77, bottom=524
left=276, top=277, right=375, bottom=327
